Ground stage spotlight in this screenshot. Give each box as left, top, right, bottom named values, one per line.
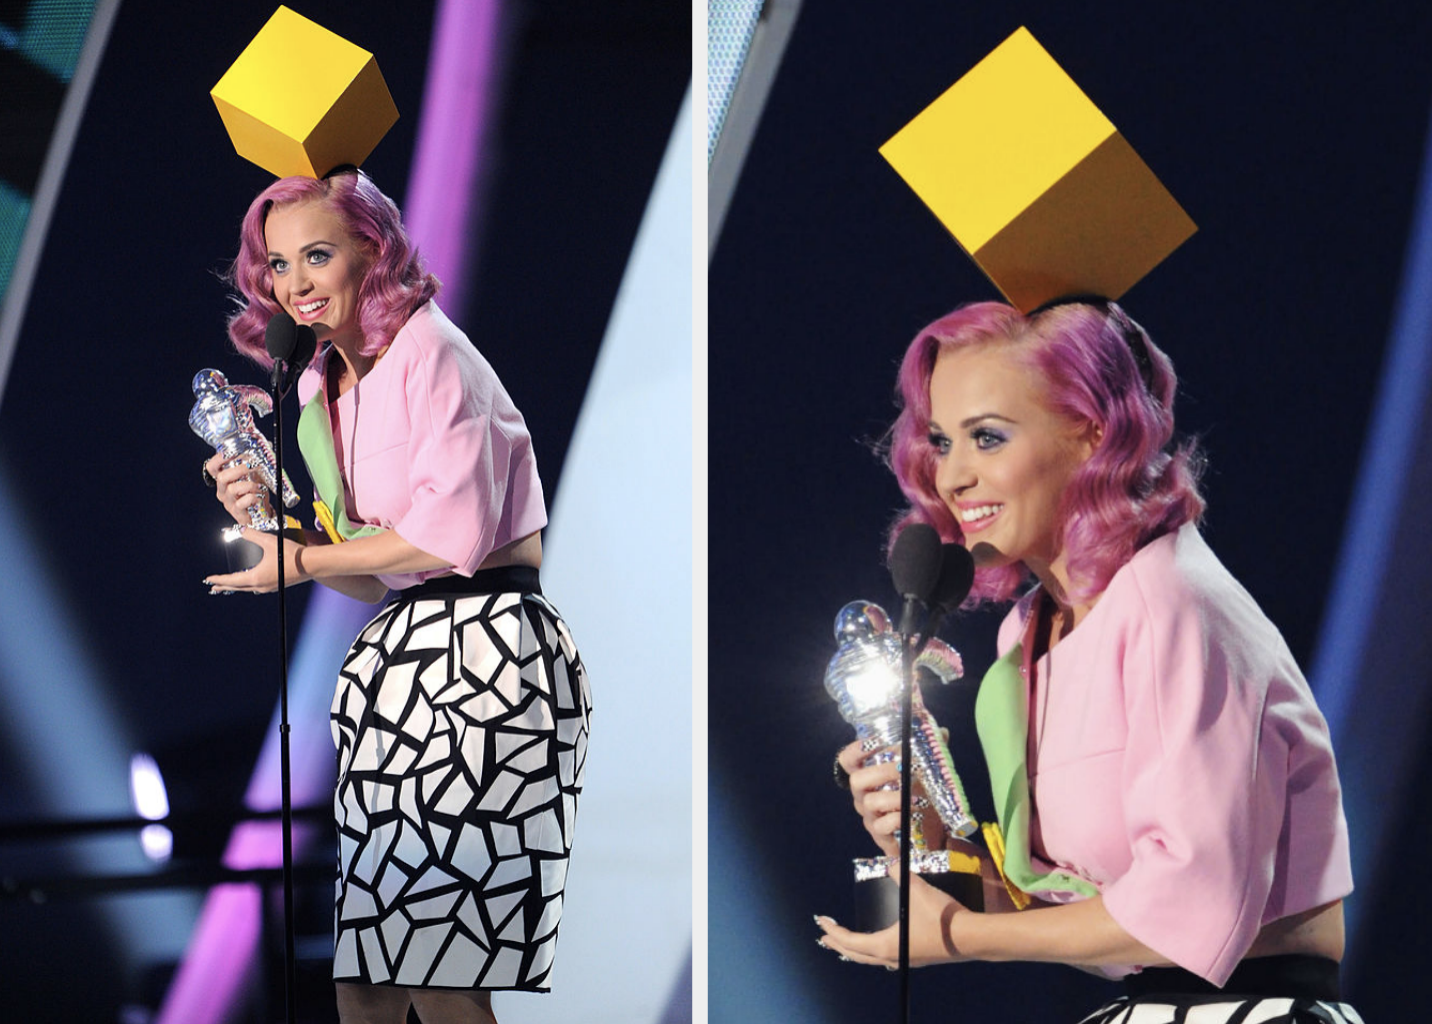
left=140, top=823, right=174, bottom=863
left=129, top=752, right=173, bottom=863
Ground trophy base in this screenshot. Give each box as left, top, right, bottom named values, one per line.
left=220, top=516, right=305, bottom=571
left=852, top=851, right=984, bottom=930
left=221, top=524, right=264, bottom=571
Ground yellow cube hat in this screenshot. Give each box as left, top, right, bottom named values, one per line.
left=879, top=27, right=1195, bottom=312
left=211, top=6, right=398, bottom=179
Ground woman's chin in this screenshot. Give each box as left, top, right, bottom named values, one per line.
left=968, top=540, right=1010, bottom=568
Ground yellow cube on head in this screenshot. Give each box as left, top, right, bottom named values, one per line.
left=879, top=27, right=1195, bottom=312
left=211, top=6, right=398, bottom=180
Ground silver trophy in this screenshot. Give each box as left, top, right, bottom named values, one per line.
left=189, top=369, right=298, bottom=532
left=825, top=600, right=977, bottom=897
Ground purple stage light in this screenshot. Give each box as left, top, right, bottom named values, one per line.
left=403, top=0, right=504, bottom=326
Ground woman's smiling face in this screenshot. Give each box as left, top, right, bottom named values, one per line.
left=928, top=341, right=1098, bottom=573
left=264, top=200, right=369, bottom=350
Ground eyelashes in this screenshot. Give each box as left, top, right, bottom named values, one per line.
left=927, top=426, right=1008, bottom=456
left=267, top=249, right=333, bottom=275
left=972, top=427, right=1007, bottom=451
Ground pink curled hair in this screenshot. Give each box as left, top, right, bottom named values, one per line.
left=886, top=300, right=1205, bottom=605
left=225, top=169, right=440, bottom=365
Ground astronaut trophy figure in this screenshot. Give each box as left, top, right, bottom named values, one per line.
left=825, top=600, right=977, bottom=886
left=189, top=368, right=298, bottom=532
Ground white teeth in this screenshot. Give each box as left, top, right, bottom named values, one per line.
left=296, top=299, right=327, bottom=313
left=960, top=504, right=1003, bottom=523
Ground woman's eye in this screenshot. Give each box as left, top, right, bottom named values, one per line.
left=928, top=431, right=951, bottom=456
left=269, top=258, right=288, bottom=274
left=307, top=249, right=332, bottom=265
left=972, top=428, right=1007, bottom=451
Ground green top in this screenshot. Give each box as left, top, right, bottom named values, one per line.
left=295, top=378, right=385, bottom=542
left=974, top=643, right=1098, bottom=899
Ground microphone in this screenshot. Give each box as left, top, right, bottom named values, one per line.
left=932, top=543, right=975, bottom=614
left=265, top=312, right=317, bottom=396
left=889, top=523, right=942, bottom=639
left=910, top=544, right=975, bottom=656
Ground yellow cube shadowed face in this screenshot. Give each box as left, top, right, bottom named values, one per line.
left=879, top=27, right=1195, bottom=312
left=211, top=5, right=398, bottom=180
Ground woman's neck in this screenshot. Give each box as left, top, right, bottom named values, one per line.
left=327, top=337, right=387, bottom=399
left=1025, top=552, right=1095, bottom=645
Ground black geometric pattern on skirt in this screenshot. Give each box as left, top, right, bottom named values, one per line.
left=329, top=590, right=591, bottom=990
left=1076, top=995, right=1365, bottom=1024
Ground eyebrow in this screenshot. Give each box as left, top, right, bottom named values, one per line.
left=267, top=240, right=337, bottom=258
left=959, top=413, right=1016, bottom=429
left=927, top=413, right=1017, bottom=432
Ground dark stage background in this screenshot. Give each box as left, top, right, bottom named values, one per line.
left=0, top=1, right=687, bottom=1021
left=710, top=4, right=1432, bottom=1022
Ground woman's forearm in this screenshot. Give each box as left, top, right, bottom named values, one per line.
left=274, top=529, right=416, bottom=603
left=955, top=894, right=1170, bottom=967
left=207, top=526, right=452, bottom=599
left=290, top=528, right=451, bottom=582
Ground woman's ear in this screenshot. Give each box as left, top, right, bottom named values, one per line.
left=1075, top=420, right=1103, bottom=461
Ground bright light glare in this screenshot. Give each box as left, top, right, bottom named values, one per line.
left=129, top=753, right=172, bottom=864
left=140, top=823, right=174, bottom=863
left=129, top=752, right=169, bottom=820
left=845, top=663, right=900, bottom=706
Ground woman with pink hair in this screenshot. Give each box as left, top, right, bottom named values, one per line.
left=204, top=169, right=591, bottom=1024
left=817, top=300, right=1360, bottom=1023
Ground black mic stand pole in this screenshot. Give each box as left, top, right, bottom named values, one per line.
left=270, top=356, right=298, bottom=1024
left=897, top=607, right=922, bottom=1024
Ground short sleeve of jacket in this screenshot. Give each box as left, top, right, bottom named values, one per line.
left=392, top=327, right=542, bottom=576
left=1100, top=572, right=1289, bottom=986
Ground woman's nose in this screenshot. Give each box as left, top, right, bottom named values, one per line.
left=935, top=448, right=972, bottom=501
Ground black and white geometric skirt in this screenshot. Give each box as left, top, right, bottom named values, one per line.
left=1077, top=996, right=1364, bottom=1024
left=329, top=572, right=591, bottom=990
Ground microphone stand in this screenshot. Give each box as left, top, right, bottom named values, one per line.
left=897, top=614, right=918, bottom=1024
left=884, top=526, right=956, bottom=1024
left=269, top=356, right=298, bottom=1024
left=897, top=600, right=957, bottom=1024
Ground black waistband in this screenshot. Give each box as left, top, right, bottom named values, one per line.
left=1123, top=954, right=1341, bottom=1003
left=396, top=565, right=542, bottom=600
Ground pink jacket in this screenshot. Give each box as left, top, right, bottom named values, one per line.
left=296, top=302, right=547, bottom=590
left=996, top=523, right=1352, bottom=985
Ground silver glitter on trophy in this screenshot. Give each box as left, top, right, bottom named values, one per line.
left=825, top=600, right=977, bottom=885
left=189, top=369, right=298, bottom=531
